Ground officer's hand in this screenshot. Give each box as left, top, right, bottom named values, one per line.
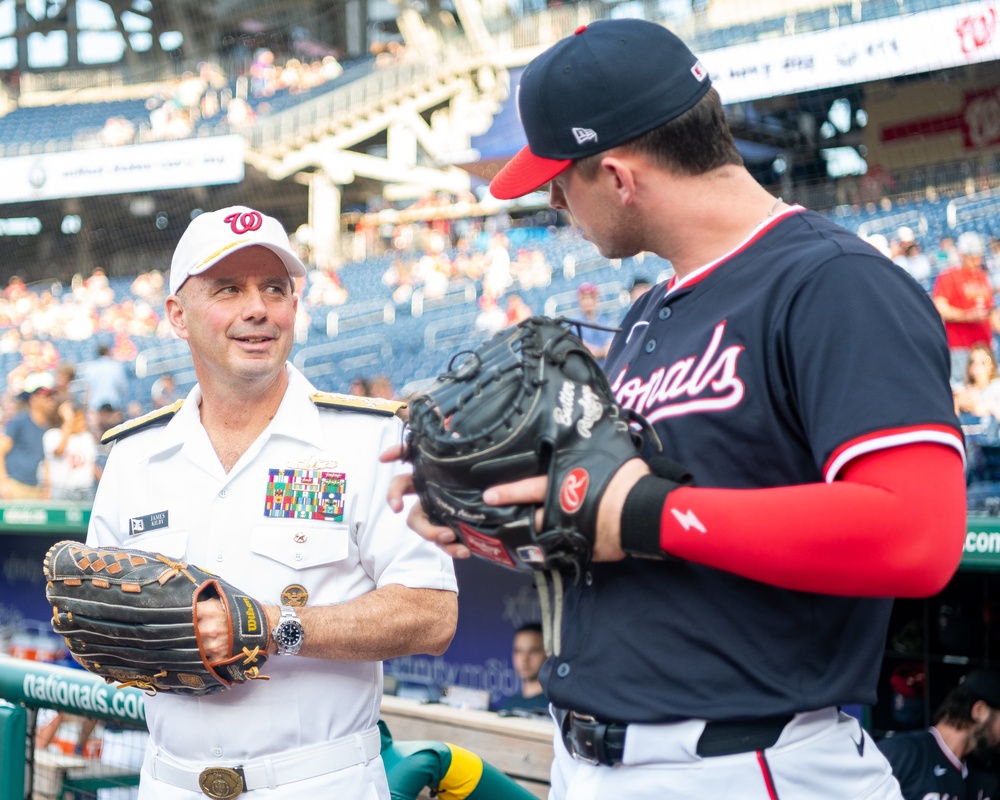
left=381, top=445, right=471, bottom=560
left=195, top=597, right=230, bottom=662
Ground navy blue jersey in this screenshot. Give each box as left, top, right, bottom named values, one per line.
left=494, top=691, right=550, bottom=714
left=878, top=730, right=965, bottom=800
left=540, top=209, right=964, bottom=723
left=968, top=763, right=1000, bottom=800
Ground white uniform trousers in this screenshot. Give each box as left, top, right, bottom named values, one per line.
left=550, top=708, right=904, bottom=800
left=137, top=733, right=390, bottom=800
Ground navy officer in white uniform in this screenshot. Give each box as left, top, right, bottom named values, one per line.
left=89, top=206, right=458, bottom=799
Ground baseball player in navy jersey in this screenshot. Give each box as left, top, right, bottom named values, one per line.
left=878, top=670, right=1000, bottom=800
left=384, top=18, right=968, bottom=800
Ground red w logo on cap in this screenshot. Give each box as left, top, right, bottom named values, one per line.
left=225, top=211, right=263, bottom=234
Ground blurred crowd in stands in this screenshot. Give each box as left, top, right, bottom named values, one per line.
left=0, top=268, right=168, bottom=350
left=862, top=225, right=1000, bottom=502
left=90, top=47, right=347, bottom=146
left=8, top=198, right=1000, bottom=505
left=369, top=40, right=414, bottom=69
left=380, top=232, right=552, bottom=306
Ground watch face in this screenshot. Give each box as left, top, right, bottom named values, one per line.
left=276, top=620, right=304, bottom=651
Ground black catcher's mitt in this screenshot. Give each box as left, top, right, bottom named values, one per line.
left=44, top=540, right=271, bottom=695
left=405, top=316, right=659, bottom=576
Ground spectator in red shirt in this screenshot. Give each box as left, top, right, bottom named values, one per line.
left=933, top=232, right=1000, bottom=385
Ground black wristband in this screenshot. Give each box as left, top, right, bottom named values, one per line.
left=620, top=474, right=679, bottom=558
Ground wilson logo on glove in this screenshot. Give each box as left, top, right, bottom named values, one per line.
left=559, top=469, right=589, bottom=514
left=44, top=540, right=271, bottom=696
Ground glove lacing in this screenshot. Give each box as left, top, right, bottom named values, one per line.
left=534, top=570, right=564, bottom=658
left=116, top=671, right=169, bottom=696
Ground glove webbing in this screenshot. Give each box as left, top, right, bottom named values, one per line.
left=533, top=569, right=565, bottom=658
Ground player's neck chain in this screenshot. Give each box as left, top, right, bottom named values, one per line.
left=751, top=197, right=785, bottom=234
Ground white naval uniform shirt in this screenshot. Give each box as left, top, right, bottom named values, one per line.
left=87, top=364, right=457, bottom=763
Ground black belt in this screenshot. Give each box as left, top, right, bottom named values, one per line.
left=556, top=708, right=794, bottom=766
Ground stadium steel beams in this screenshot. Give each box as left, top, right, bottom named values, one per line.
left=295, top=147, right=472, bottom=268
left=308, top=169, right=342, bottom=272
left=247, top=50, right=505, bottom=267
left=449, top=0, right=494, bottom=55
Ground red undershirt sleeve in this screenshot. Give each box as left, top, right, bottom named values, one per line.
left=620, top=442, right=967, bottom=597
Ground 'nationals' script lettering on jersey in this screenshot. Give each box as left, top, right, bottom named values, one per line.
left=611, top=321, right=745, bottom=422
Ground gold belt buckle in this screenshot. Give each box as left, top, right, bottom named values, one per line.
left=198, top=766, right=246, bottom=799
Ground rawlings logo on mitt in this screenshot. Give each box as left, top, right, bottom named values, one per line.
left=44, top=540, right=271, bottom=695
left=405, top=316, right=659, bottom=576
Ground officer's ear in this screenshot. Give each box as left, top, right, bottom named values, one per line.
left=165, top=293, right=189, bottom=340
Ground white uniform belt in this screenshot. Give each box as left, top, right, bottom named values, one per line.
left=149, top=727, right=381, bottom=798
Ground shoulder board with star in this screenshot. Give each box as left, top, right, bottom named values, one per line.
left=100, top=400, right=184, bottom=445
left=310, top=392, right=406, bottom=418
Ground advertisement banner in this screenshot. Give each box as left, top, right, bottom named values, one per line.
left=0, top=135, right=245, bottom=204
left=705, top=2, right=1000, bottom=104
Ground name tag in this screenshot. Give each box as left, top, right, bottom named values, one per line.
left=129, top=511, right=169, bottom=535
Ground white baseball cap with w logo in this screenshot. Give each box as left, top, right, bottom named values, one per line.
left=169, top=205, right=307, bottom=295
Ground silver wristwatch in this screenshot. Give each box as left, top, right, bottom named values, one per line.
left=272, top=605, right=304, bottom=656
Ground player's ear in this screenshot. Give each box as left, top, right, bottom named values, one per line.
left=973, top=699, right=991, bottom=724
left=600, top=155, right=637, bottom=205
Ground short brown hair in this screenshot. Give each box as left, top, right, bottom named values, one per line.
left=575, top=87, right=743, bottom=180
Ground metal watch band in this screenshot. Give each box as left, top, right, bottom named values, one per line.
left=273, top=604, right=304, bottom=656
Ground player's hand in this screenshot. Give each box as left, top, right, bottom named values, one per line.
left=383, top=445, right=653, bottom=562
left=482, top=459, right=651, bottom=562
left=381, top=445, right=471, bottom=559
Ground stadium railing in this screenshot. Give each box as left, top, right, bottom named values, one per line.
left=325, top=298, right=397, bottom=338
left=291, top=333, right=395, bottom=391
left=0, top=659, right=147, bottom=800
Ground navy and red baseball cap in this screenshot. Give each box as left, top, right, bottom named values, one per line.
left=959, top=668, right=1000, bottom=708
left=490, top=19, right=712, bottom=200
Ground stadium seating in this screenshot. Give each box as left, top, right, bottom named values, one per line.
left=0, top=99, right=150, bottom=153
left=242, top=56, right=377, bottom=117
left=0, top=56, right=379, bottom=155
left=17, top=191, right=1000, bottom=412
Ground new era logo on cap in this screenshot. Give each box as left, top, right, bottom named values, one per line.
left=572, top=127, right=598, bottom=146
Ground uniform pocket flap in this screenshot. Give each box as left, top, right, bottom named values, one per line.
left=250, top=521, right=349, bottom=569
